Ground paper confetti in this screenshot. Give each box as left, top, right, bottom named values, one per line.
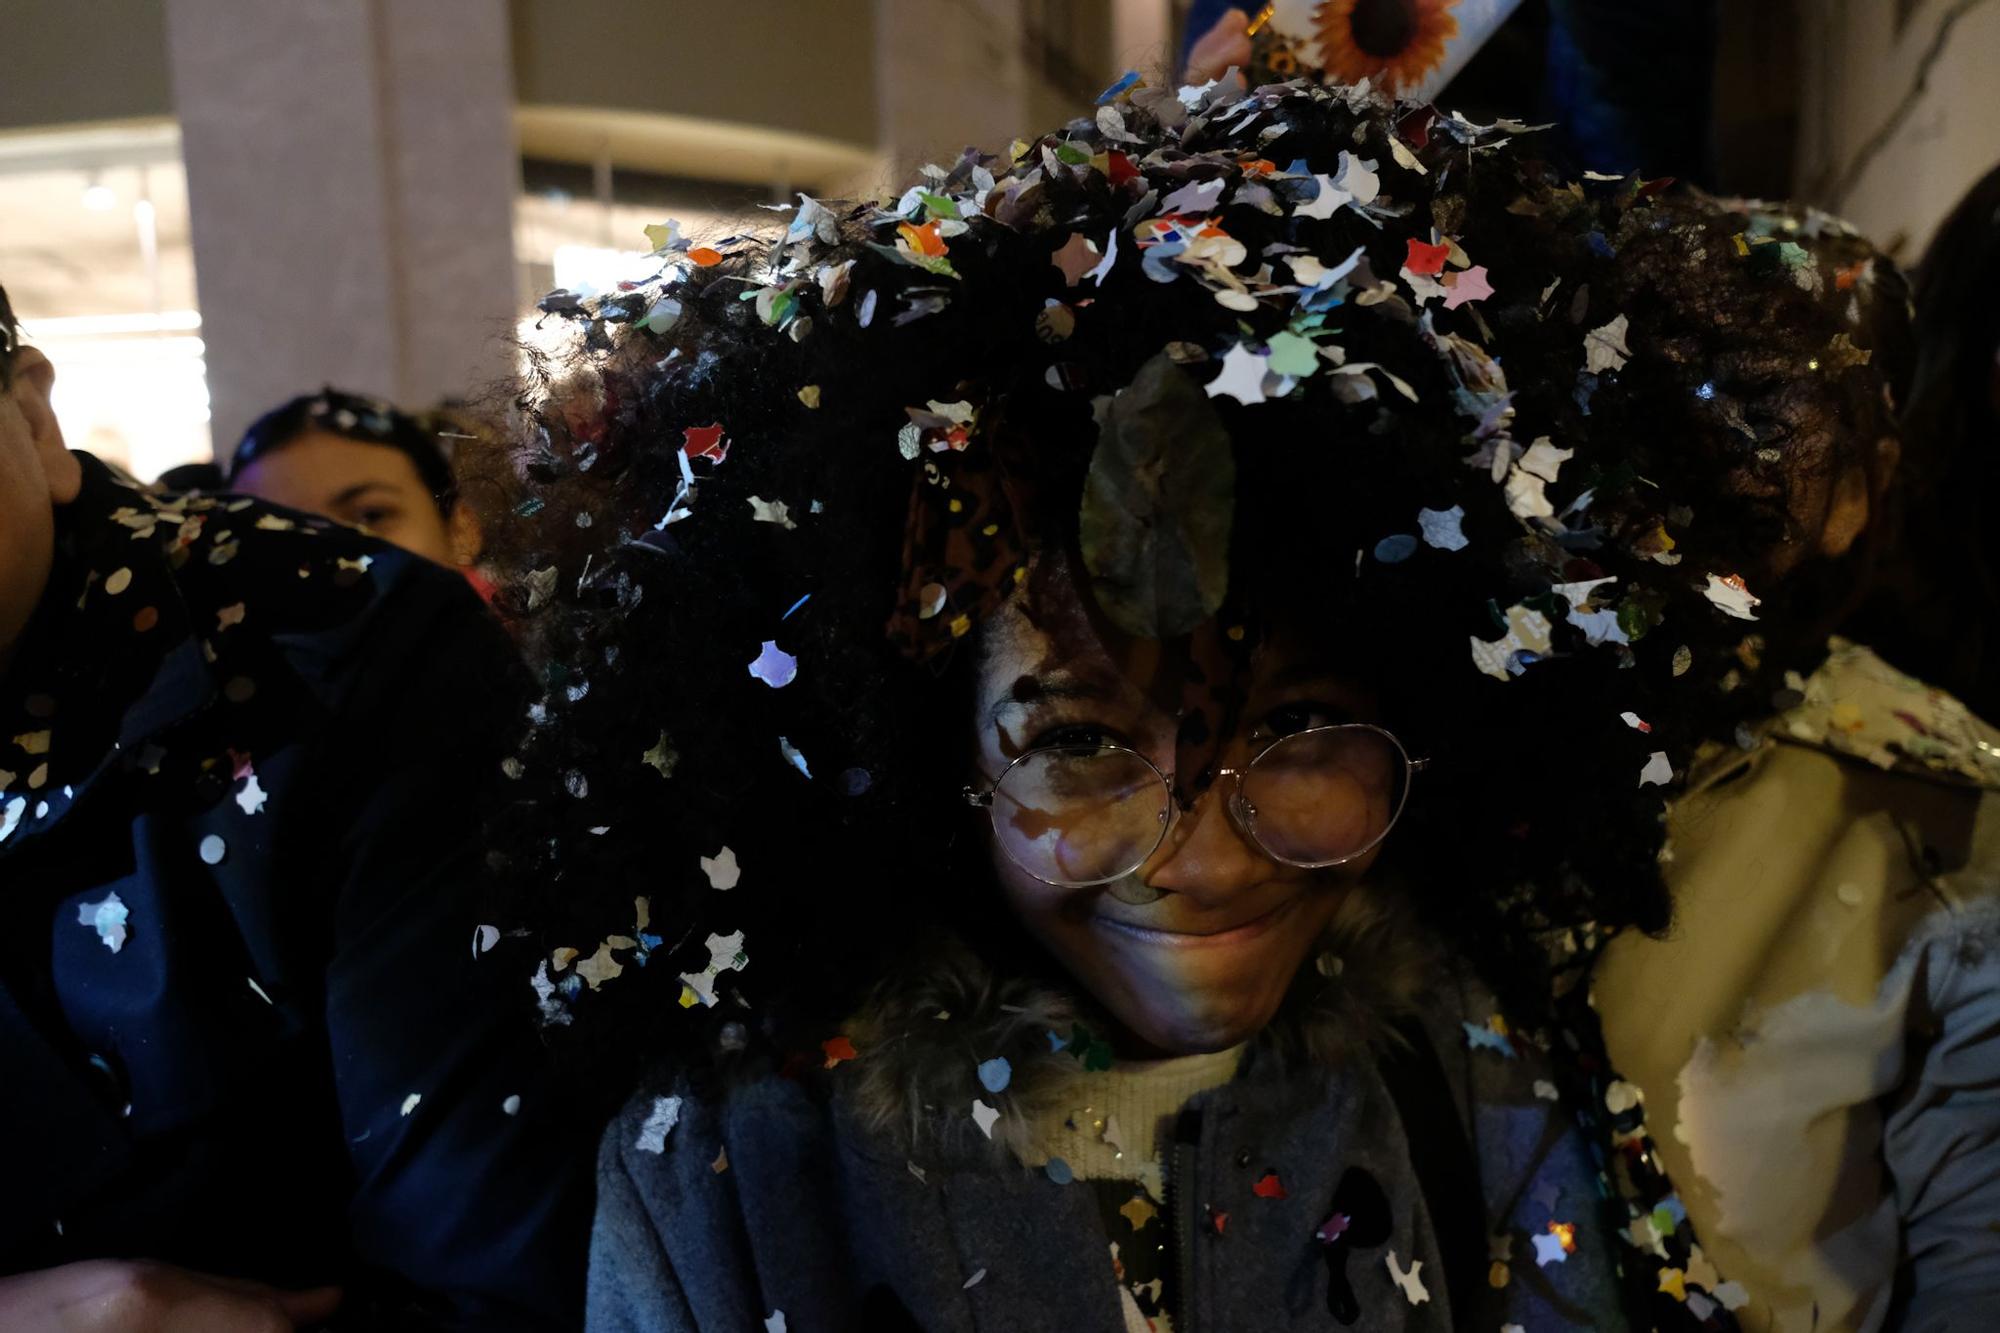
left=976, top=1057, right=1012, bottom=1093
left=748, top=496, right=797, bottom=529
left=1120, top=1194, right=1157, bottom=1230
left=1584, top=314, right=1632, bottom=373
left=502, top=1094, right=521, bottom=1116
left=1638, top=752, right=1674, bottom=787
left=1045, top=1157, right=1075, bottom=1185
left=635, top=1095, right=683, bottom=1153
left=1386, top=1251, right=1430, bottom=1305
left=76, top=892, right=130, bottom=953
left=701, top=846, right=742, bottom=889
left=1532, top=1229, right=1570, bottom=1267
left=1205, top=342, right=1271, bottom=406
left=1252, top=1172, right=1287, bottom=1199
left=822, top=1035, right=858, bottom=1068
left=400, top=1093, right=423, bottom=1117
left=1417, top=506, right=1468, bottom=550
left=679, top=930, right=747, bottom=1007
left=971, top=1099, right=1001, bottom=1138
left=752, top=640, right=796, bottom=684
left=1463, top=1020, right=1516, bottom=1058
left=1701, top=572, right=1762, bottom=620
left=198, top=834, right=227, bottom=865
left=763, top=1311, right=786, bottom=1333
left=778, top=737, right=812, bottom=778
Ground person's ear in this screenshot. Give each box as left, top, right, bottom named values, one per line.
left=12, top=347, right=80, bottom=504
left=448, top=503, right=484, bottom=567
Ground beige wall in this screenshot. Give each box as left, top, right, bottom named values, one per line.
left=0, top=0, right=174, bottom=129
left=509, top=0, right=879, bottom=147
left=1796, top=0, right=2000, bottom=262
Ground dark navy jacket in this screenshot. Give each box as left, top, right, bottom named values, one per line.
left=0, top=455, right=589, bottom=1328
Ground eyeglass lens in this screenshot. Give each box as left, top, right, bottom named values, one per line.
left=988, top=726, right=1407, bottom=887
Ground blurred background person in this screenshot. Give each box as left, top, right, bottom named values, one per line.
left=228, top=387, right=492, bottom=596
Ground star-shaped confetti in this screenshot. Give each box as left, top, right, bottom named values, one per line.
left=1441, top=265, right=1493, bottom=309
left=749, top=641, right=798, bottom=688
left=1532, top=1230, right=1570, bottom=1267
left=1119, top=1194, right=1157, bottom=1230
left=1404, top=238, right=1450, bottom=276
left=77, top=892, right=130, bottom=953
left=1417, top=505, right=1467, bottom=551
left=1205, top=342, right=1271, bottom=405
left=700, top=846, right=741, bottom=889
left=1386, top=1251, right=1430, bottom=1305
left=1050, top=232, right=1102, bottom=285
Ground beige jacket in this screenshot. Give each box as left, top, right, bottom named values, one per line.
left=1594, top=640, right=2000, bottom=1332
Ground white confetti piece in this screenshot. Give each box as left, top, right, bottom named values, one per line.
left=748, top=496, right=796, bottom=529
left=635, top=1095, right=683, bottom=1153
left=961, top=1268, right=987, bottom=1289
left=1638, top=752, right=1674, bottom=787
left=971, top=1099, right=1000, bottom=1138
left=763, top=1312, right=787, bottom=1333
left=1584, top=313, right=1631, bottom=373
left=198, top=834, right=227, bottom=865
left=700, top=846, right=742, bottom=890
left=77, top=892, right=130, bottom=953
left=1700, top=573, right=1762, bottom=620
left=234, top=773, right=267, bottom=816
left=400, top=1093, right=422, bottom=1117
left=1386, top=1250, right=1429, bottom=1304
left=1605, top=1080, right=1643, bottom=1113
left=473, top=924, right=500, bottom=958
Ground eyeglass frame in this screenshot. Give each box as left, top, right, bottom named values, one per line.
left=962, top=722, right=1429, bottom=888
left=0, top=285, right=19, bottom=388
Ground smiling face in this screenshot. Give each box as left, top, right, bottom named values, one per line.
left=973, top=554, right=1393, bottom=1056
left=232, top=428, right=461, bottom=565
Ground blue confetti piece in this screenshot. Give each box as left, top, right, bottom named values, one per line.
left=1373, top=534, right=1420, bottom=564
left=782, top=593, right=811, bottom=620
left=1046, top=1029, right=1069, bottom=1053
left=1462, top=1022, right=1517, bottom=1058
left=1096, top=71, right=1140, bottom=104
left=1045, top=1157, right=1074, bottom=1185
left=977, top=1057, right=1012, bottom=1094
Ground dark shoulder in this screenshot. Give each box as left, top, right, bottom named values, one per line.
left=601, top=1065, right=834, bottom=1195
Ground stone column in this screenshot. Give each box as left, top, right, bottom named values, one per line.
left=162, top=0, right=520, bottom=448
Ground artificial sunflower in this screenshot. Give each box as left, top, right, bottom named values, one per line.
left=1311, top=0, right=1461, bottom=94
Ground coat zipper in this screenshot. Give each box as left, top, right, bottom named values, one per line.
left=1167, top=1110, right=1202, bottom=1333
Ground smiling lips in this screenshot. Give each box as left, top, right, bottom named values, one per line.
left=1093, top=894, right=1300, bottom=948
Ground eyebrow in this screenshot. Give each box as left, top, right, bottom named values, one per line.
left=327, top=481, right=407, bottom=508
left=982, top=671, right=1118, bottom=728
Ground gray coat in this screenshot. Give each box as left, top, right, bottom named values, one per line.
left=587, top=934, right=1631, bottom=1333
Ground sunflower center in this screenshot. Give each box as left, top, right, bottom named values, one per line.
left=1346, top=0, right=1419, bottom=57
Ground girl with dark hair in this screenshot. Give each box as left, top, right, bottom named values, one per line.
left=229, top=387, right=487, bottom=579
left=492, top=75, right=1915, bottom=1332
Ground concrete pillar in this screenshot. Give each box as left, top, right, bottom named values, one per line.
left=161, top=0, right=520, bottom=449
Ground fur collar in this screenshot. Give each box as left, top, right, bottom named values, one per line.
left=841, top=884, right=1436, bottom=1164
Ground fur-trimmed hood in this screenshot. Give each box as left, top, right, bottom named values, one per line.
left=840, top=882, right=1439, bottom=1163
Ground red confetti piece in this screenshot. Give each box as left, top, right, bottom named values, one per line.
left=1207, top=1207, right=1230, bottom=1234
left=1404, top=238, right=1451, bottom=276
left=1253, top=1172, right=1287, bottom=1200
left=821, top=1035, right=858, bottom=1068
left=683, top=424, right=729, bottom=463
left=1106, top=152, right=1139, bottom=187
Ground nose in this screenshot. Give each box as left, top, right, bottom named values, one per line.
left=1136, top=783, right=1268, bottom=905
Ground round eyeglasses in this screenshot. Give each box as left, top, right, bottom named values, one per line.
left=963, top=723, right=1425, bottom=889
